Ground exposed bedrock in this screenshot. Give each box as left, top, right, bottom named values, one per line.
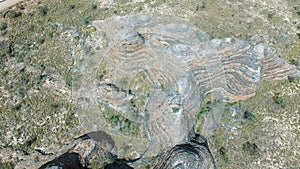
left=153, top=130, right=216, bottom=169
left=38, top=131, right=117, bottom=169
left=72, top=14, right=300, bottom=166
left=38, top=130, right=215, bottom=169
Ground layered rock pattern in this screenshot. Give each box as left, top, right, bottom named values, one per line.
left=72, top=14, right=300, bottom=167
left=153, top=132, right=216, bottom=169
left=38, top=130, right=215, bottom=169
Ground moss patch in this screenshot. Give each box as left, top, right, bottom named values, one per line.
left=99, top=103, right=140, bottom=136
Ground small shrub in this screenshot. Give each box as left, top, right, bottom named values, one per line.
left=37, top=6, right=48, bottom=16
left=242, top=142, right=260, bottom=156
left=68, top=4, right=75, bottom=9
left=0, top=162, right=15, bottom=169
left=273, top=93, right=286, bottom=108
left=90, top=4, right=97, bottom=9
left=45, top=32, right=53, bottom=39
left=5, top=10, right=21, bottom=18
left=267, top=12, right=275, bottom=19
left=243, top=110, right=255, bottom=120
left=196, top=2, right=206, bottom=11
left=196, top=106, right=211, bottom=120
left=0, top=22, right=7, bottom=30
left=74, top=35, right=80, bottom=41
left=15, top=3, right=24, bottom=10
left=37, top=38, right=45, bottom=44
left=287, top=76, right=296, bottom=82
left=289, top=59, right=298, bottom=66
left=65, top=73, right=72, bottom=87
left=81, top=16, right=91, bottom=25
left=172, top=107, right=180, bottom=113
left=218, top=147, right=228, bottom=163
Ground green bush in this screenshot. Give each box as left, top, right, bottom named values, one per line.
left=45, top=32, right=53, bottom=39
left=242, top=142, right=259, bottom=156
left=218, top=147, right=229, bottom=163
left=0, top=22, right=7, bottom=30
left=0, top=162, right=15, bottom=169
left=65, top=73, right=72, bottom=87
left=68, top=4, right=75, bottom=9
left=273, top=93, right=286, bottom=108
left=5, top=10, right=21, bottom=18
left=90, top=4, right=97, bottom=9
left=37, top=38, right=45, bottom=44
left=37, top=6, right=48, bottom=16
left=81, top=16, right=91, bottom=25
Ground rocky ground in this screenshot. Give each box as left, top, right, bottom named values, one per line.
left=0, top=0, right=299, bottom=168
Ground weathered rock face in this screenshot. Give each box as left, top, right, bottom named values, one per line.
left=153, top=131, right=216, bottom=169
left=38, top=131, right=117, bottom=169
left=72, top=14, right=300, bottom=165
left=39, top=152, right=84, bottom=169
left=37, top=130, right=215, bottom=169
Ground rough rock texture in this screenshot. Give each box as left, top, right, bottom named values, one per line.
left=153, top=131, right=216, bottom=169
left=74, top=13, right=299, bottom=158
left=0, top=0, right=299, bottom=168
left=69, top=14, right=299, bottom=168
left=35, top=129, right=215, bottom=169
left=37, top=131, right=117, bottom=169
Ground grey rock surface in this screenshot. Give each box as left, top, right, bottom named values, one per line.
left=70, top=14, right=299, bottom=168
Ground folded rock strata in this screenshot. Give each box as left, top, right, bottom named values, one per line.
left=153, top=131, right=216, bottom=169
left=70, top=14, right=300, bottom=168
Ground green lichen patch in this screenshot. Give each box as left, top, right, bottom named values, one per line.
left=94, top=62, right=107, bottom=82
left=194, top=94, right=216, bottom=134
left=195, top=106, right=210, bottom=120
left=99, top=103, right=140, bottom=136
left=128, top=71, right=153, bottom=96
left=130, top=97, right=146, bottom=115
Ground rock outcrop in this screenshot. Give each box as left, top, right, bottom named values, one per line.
left=10, top=14, right=299, bottom=168
left=73, top=14, right=299, bottom=164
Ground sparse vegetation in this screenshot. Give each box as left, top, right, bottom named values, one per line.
left=218, top=147, right=228, bottom=163
left=196, top=106, right=210, bottom=118
left=68, top=4, right=75, bottom=10
left=0, top=162, right=15, bottom=169
left=0, top=22, right=7, bottom=30
left=45, top=32, right=53, bottom=39
left=90, top=3, right=97, bottom=9
left=5, top=10, right=21, bottom=19
left=211, top=79, right=300, bottom=168
left=172, top=107, right=180, bottom=113
left=273, top=93, right=286, bottom=108
left=37, top=6, right=48, bottom=16
left=99, top=104, right=140, bottom=136
left=242, top=141, right=259, bottom=156
left=243, top=110, right=255, bottom=120
left=286, top=35, right=300, bottom=64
